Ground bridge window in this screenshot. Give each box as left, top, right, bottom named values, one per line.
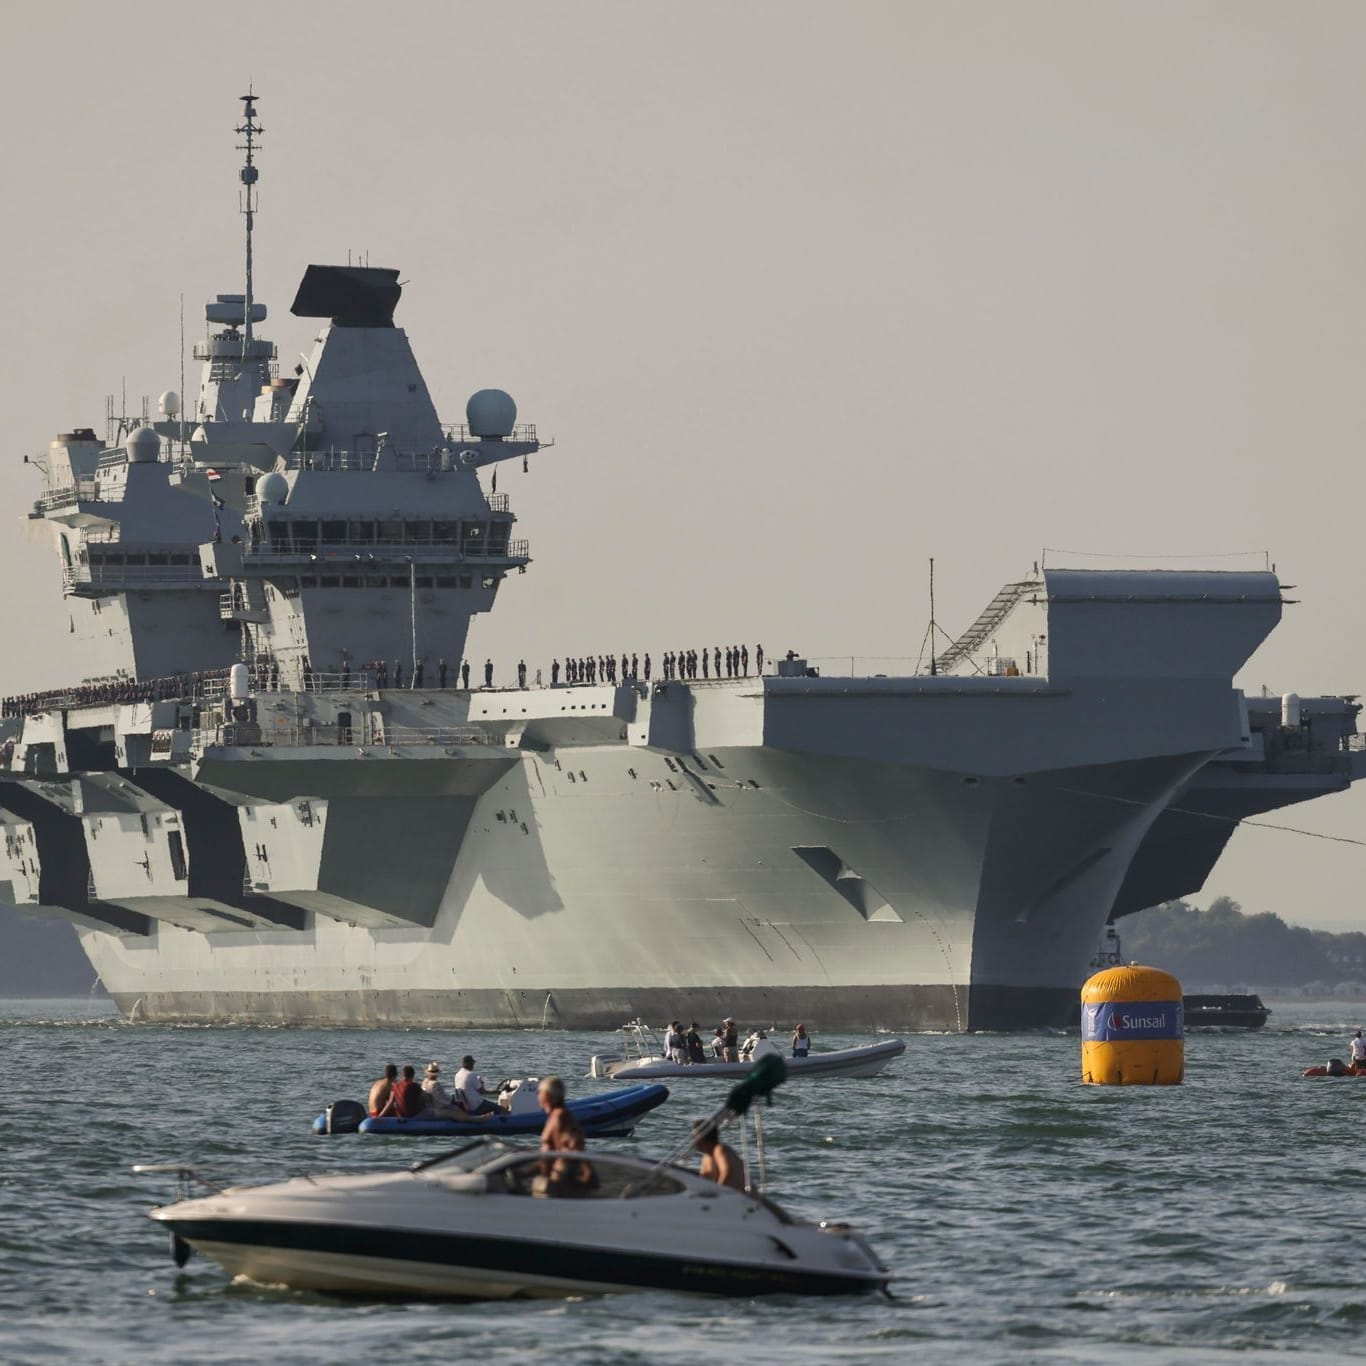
left=321, top=520, right=347, bottom=544
left=433, top=521, right=458, bottom=544
left=348, top=520, right=376, bottom=543
left=167, top=831, right=187, bottom=881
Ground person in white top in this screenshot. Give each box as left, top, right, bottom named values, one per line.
left=453, top=1055, right=500, bottom=1115
left=665, top=1021, right=686, bottom=1063
left=1350, top=1030, right=1366, bottom=1070
left=421, top=1061, right=453, bottom=1113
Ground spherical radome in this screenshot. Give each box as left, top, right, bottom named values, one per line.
left=466, top=388, right=517, bottom=438
left=158, top=390, right=181, bottom=417
left=125, top=427, right=160, bottom=463
left=256, top=471, right=290, bottom=504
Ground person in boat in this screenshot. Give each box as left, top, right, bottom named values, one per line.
left=685, top=1022, right=707, bottom=1064
left=1351, top=1030, right=1366, bottom=1072
left=665, top=1021, right=687, bottom=1064
left=453, top=1055, right=501, bottom=1115
left=390, top=1064, right=429, bottom=1119
left=791, top=1024, right=811, bottom=1058
left=693, top=1120, right=747, bottom=1192
left=367, top=1062, right=398, bottom=1117
left=538, top=1076, right=596, bottom=1195
left=719, top=1018, right=739, bottom=1062
left=743, top=1028, right=780, bottom=1061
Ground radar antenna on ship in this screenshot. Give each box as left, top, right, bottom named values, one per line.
left=235, top=88, right=262, bottom=361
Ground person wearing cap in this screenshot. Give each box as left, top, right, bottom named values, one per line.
left=791, top=1023, right=811, bottom=1059
left=693, top=1120, right=746, bottom=1191
left=719, top=1017, right=739, bottom=1063
left=453, top=1055, right=500, bottom=1115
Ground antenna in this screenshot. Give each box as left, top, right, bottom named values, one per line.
left=928, top=558, right=937, bottom=676
left=235, top=88, right=262, bottom=361
left=179, top=293, right=186, bottom=443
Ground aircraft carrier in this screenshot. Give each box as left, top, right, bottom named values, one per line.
left=4, top=96, right=1362, bottom=1031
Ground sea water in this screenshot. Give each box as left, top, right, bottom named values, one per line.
left=3, top=998, right=1365, bottom=1364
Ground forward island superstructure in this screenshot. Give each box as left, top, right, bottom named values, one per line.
left=4, top=96, right=1361, bottom=1030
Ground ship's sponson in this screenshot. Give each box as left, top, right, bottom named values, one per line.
left=2, top=567, right=1359, bottom=1031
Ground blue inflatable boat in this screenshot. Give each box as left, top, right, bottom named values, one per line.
left=313, top=1083, right=669, bottom=1137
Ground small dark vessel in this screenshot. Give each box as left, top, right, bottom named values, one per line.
left=1181, top=994, right=1271, bottom=1029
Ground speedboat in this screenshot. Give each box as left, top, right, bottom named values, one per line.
left=140, top=1138, right=889, bottom=1299
left=312, top=1081, right=668, bottom=1137
left=589, top=1020, right=906, bottom=1080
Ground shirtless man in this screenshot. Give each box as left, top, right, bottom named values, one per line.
left=693, top=1121, right=747, bottom=1192
left=538, top=1076, right=594, bottom=1195
left=367, top=1063, right=398, bottom=1117
left=538, top=1076, right=584, bottom=1151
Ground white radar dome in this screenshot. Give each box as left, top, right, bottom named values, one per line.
left=256, top=471, right=290, bottom=505
left=125, top=427, right=160, bottom=464
left=466, top=388, right=517, bottom=439
left=158, top=390, right=181, bottom=417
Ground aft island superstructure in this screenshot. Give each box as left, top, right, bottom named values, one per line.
left=3, top=96, right=1362, bottom=1030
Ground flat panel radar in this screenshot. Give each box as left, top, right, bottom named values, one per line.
left=290, top=265, right=401, bottom=328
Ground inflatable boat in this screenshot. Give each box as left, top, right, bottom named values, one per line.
left=590, top=1021, right=906, bottom=1081
left=1302, top=1060, right=1366, bottom=1078
left=313, top=1081, right=669, bottom=1136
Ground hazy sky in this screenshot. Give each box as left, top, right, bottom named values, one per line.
left=3, top=2, right=1365, bottom=928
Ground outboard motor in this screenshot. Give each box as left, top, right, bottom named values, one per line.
left=322, top=1098, right=368, bottom=1134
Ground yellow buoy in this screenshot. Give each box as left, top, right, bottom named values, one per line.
left=1080, top=963, right=1183, bottom=1085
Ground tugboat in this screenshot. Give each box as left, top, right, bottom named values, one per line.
left=1087, top=924, right=1271, bottom=1029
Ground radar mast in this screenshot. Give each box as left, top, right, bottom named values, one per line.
left=235, top=89, right=262, bottom=360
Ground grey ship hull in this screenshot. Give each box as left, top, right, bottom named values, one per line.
left=77, top=741, right=1198, bottom=1032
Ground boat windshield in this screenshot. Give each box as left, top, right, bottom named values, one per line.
left=494, top=1154, right=687, bottom=1200
left=411, top=1136, right=521, bottom=1174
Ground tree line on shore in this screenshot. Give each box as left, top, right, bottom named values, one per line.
left=1121, top=897, right=1366, bottom=989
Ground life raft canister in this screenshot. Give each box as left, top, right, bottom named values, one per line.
left=1080, top=963, right=1184, bottom=1086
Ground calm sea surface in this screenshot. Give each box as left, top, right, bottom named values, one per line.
left=3, top=998, right=1366, bottom=1364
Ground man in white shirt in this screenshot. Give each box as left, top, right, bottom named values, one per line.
left=454, top=1055, right=500, bottom=1115
left=1350, top=1030, right=1366, bottom=1071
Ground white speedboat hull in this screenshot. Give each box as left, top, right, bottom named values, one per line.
left=593, top=1038, right=906, bottom=1081
left=150, top=1147, right=889, bottom=1300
